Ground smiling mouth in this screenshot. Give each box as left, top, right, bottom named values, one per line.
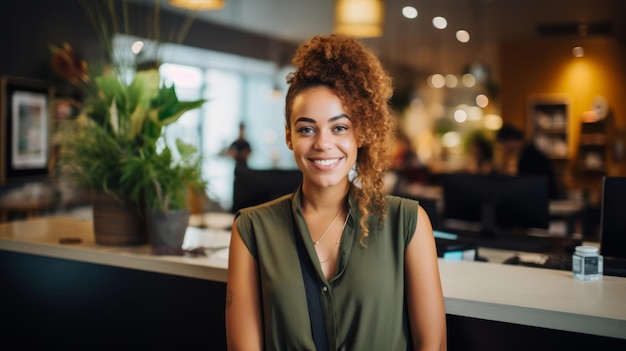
left=312, top=158, right=341, bottom=166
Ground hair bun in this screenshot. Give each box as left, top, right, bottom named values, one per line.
left=289, top=34, right=386, bottom=95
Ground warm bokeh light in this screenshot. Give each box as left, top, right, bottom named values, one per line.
left=456, top=30, right=470, bottom=43
left=563, top=59, right=594, bottom=95
left=432, top=16, right=447, bottom=29
left=454, top=109, right=467, bottom=123
left=572, top=46, right=584, bottom=58
left=445, top=74, right=458, bottom=88
left=335, top=0, right=384, bottom=38
left=468, top=106, right=482, bottom=121
left=131, top=41, right=145, bottom=54
left=476, top=94, right=489, bottom=108
left=168, top=0, right=225, bottom=10
left=484, top=114, right=503, bottom=130
left=402, top=6, right=418, bottom=19
left=429, top=74, right=445, bottom=88
left=462, top=73, right=476, bottom=87
left=442, top=131, right=461, bottom=148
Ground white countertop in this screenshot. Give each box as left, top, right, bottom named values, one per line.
left=0, top=217, right=231, bottom=282
left=1, top=216, right=625, bottom=340
left=439, top=259, right=626, bottom=339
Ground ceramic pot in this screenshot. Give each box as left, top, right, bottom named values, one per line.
left=145, top=208, right=190, bottom=255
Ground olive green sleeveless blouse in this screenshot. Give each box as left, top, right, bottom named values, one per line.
left=236, top=186, right=419, bottom=350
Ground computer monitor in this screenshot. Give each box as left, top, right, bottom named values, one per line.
left=231, top=168, right=302, bottom=213
left=442, top=173, right=550, bottom=236
left=600, top=176, right=626, bottom=260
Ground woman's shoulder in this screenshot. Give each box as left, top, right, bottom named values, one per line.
left=383, top=195, right=421, bottom=225
left=384, top=194, right=420, bottom=211
left=234, top=194, right=294, bottom=259
left=381, top=194, right=420, bottom=246
left=236, top=193, right=293, bottom=221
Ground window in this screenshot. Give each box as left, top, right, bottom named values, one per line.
left=114, top=35, right=295, bottom=210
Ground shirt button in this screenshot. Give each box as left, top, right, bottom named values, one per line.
left=322, top=286, right=328, bottom=292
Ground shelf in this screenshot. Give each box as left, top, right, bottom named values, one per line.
left=576, top=111, right=610, bottom=179
left=579, top=134, right=606, bottom=145
left=547, top=156, right=569, bottom=161
left=578, top=168, right=607, bottom=176
left=535, top=129, right=567, bottom=134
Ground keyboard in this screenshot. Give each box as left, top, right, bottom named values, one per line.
left=542, top=254, right=573, bottom=271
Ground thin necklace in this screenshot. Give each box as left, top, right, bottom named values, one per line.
left=319, top=209, right=351, bottom=263
left=313, top=208, right=344, bottom=245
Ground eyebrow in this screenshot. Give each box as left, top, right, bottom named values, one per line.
left=294, top=114, right=350, bottom=125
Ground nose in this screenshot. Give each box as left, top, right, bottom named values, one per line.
left=313, top=129, right=333, bottom=150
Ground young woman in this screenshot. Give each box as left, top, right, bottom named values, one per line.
left=226, top=34, right=447, bottom=351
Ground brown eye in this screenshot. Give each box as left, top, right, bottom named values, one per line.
left=298, top=126, right=315, bottom=135
left=333, top=125, right=348, bottom=133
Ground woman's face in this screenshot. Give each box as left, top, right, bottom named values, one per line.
left=286, top=85, right=358, bottom=190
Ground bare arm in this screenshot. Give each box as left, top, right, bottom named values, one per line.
left=225, top=218, right=263, bottom=350
left=405, top=206, right=447, bottom=350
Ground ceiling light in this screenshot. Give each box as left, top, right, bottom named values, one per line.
left=462, top=73, right=476, bottom=87
left=445, top=74, right=458, bottom=88
left=476, top=94, right=489, bottom=108
left=335, top=0, right=385, bottom=38
left=456, top=30, right=470, bottom=43
left=432, top=16, right=447, bottom=29
left=454, top=109, right=467, bottom=123
left=402, top=6, right=418, bottom=19
left=572, top=46, right=584, bottom=57
left=168, top=0, right=225, bottom=11
left=429, top=74, right=445, bottom=88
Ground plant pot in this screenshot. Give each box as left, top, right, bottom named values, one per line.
left=92, top=192, right=147, bottom=245
left=145, top=208, right=190, bottom=255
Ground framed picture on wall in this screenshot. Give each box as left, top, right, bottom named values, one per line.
left=0, top=76, right=55, bottom=183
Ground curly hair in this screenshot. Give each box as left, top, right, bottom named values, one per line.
left=285, top=34, right=396, bottom=245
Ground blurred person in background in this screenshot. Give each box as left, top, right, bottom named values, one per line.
left=496, top=124, right=558, bottom=199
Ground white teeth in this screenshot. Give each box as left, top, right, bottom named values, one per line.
left=313, top=159, right=339, bottom=166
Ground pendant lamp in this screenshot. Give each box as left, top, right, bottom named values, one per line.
left=168, top=0, right=225, bottom=11
left=334, top=0, right=384, bottom=38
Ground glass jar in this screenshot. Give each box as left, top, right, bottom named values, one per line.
left=572, top=246, right=603, bottom=281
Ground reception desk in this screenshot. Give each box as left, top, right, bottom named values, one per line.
left=1, top=217, right=625, bottom=350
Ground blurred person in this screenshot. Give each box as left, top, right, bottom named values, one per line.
left=227, top=122, right=252, bottom=169
left=226, top=34, right=447, bottom=350
left=496, top=124, right=558, bottom=198
left=468, top=134, right=495, bottom=175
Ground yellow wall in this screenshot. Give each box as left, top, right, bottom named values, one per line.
left=500, top=37, right=626, bottom=193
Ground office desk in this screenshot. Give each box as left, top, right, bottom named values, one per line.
left=399, top=184, right=586, bottom=237
left=1, top=217, right=625, bottom=350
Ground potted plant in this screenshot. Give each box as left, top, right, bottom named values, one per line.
left=52, top=1, right=208, bottom=249
left=59, top=68, right=206, bottom=248
left=122, top=132, right=207, bottom=255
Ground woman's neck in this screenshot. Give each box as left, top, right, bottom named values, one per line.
left=301, top=180, right=350, bottom=214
